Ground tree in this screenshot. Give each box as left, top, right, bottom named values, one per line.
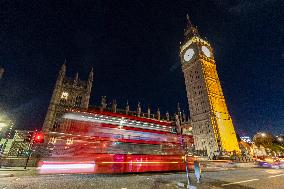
left=275, top=136, right=284, bottom=146
left=253, top=132, right=274, bottom=148
left=253, top=133, right=284, bottom=155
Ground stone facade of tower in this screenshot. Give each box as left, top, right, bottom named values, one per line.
left=42, top=64, right=93, bottom=133
left=0, top=66, right=4, bottom=79
left=179, top=17, right=240, bottom=157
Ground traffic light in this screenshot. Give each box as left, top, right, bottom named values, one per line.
left=33, top=132, right=44, bottom=143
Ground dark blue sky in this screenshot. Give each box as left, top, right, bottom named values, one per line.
left=0, top=0, right=283, bottom=136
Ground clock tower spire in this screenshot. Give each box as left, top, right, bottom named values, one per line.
left=179, top=16, right=240, bottom=158
left=184, top=14, right=199, bottom=40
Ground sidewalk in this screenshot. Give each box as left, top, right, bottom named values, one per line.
left=0, top=167, right=37, bottom=177
left=201, top=161, right=257, bottom=169
left=0, top=167, right=33, bottom=171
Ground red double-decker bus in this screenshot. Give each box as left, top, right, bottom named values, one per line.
left=38, top=109, right=194, bottom=174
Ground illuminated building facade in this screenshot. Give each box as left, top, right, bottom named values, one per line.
left=42, top=63, right=93, bottom=133
left=179, top=16, right=240, bottom=157
left=240, top=136, right=252, bottom=143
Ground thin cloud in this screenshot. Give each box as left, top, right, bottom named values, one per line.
left=214, top=0, right=279, bottom=15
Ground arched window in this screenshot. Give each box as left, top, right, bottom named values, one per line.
left=60, top=98, right=67, bottom=105
left=75, top=96, right=82, bottom=107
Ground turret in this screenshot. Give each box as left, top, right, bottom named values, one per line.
left=137, top=102, right=141, bottom=117
left=42, top=62, right=66, bottom=133
left=57, top=63, right=66, bottom=85
left=112, top=99, right=117, bottom=113
left=182, top=110, right=186, bottom=122
left=177, top=102, right=181, bottom=113
left=74, top=72, right=79, bottom=83
left=100, top=96, right=107, bottom=111
left=53, top=63, right=66, bottom=102
left=175, top=114, right=182, bottom=134
left=84, top=67, right=93, bottom=109
left=88, top=67, right=94, bottom=83
left=87, top=67, right=93, bottom=91
left=157, top=107, right=161, bottom=120
left=125, top=100, right=130, bottom=115
left=166, top=111, right=170, bottom=121
left=147, top=106, right=151, bottom=118
left=177, top=102, right=182, bottom=121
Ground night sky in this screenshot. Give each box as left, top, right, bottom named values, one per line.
left=0, top=0, right=283, bottom=136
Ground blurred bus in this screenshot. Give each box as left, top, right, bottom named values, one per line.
left=38, top=110, right=194, bottom=174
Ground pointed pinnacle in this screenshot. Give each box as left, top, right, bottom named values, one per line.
left=186, top=14, right=192, bottom=27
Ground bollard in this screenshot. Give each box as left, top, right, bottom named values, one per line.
left=185, top=155, right=197, bottom=189
left=185, top=158, right=191, bottom=187
left=194, top=160, right=201, bottom=183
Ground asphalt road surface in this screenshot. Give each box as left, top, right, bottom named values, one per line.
left=0, top=168, right=284, bottom=189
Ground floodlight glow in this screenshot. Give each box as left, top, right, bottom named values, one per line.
left=0, top=122, right=7, bottom=128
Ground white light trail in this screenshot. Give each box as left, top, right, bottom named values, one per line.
left=221, top=179, right=259, bottom=186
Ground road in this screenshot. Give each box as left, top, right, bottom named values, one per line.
left=0, top=168, right=284, bottom=189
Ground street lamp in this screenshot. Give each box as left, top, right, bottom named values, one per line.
left=0, top=122, right=7, bottom=130
left=0, top=112, right=14, bottom=138
left=0, top=113, right=14, bottom=168
left=276, top=136, right=283, bottom=143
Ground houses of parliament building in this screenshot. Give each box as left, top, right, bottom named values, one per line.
left=42, top=16, right=240, bottom=158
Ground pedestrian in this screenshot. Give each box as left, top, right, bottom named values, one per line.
left=194, top=160, right=201, bottom=183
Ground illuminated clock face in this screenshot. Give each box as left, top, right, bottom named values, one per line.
left=183, top=48, right=194, bottom=62
left=202, top=46, right=211, bottom=57
left=61, top=92, right=69, bottom=100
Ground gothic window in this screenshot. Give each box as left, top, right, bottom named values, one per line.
left=75, top=96, right=82, bottom=107
left=52, top=122, right=57, bottom=129
left=60, top=99, right=67, bottom=105
left=49, top=137, right=57, bottom=144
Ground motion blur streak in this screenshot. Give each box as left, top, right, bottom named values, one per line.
left=38, top=161, right=95, bottom=174
left=101, top=162, right=179, bottom=164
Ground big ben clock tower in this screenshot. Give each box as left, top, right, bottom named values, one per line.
left=179, top=16, right=240, bottom=157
